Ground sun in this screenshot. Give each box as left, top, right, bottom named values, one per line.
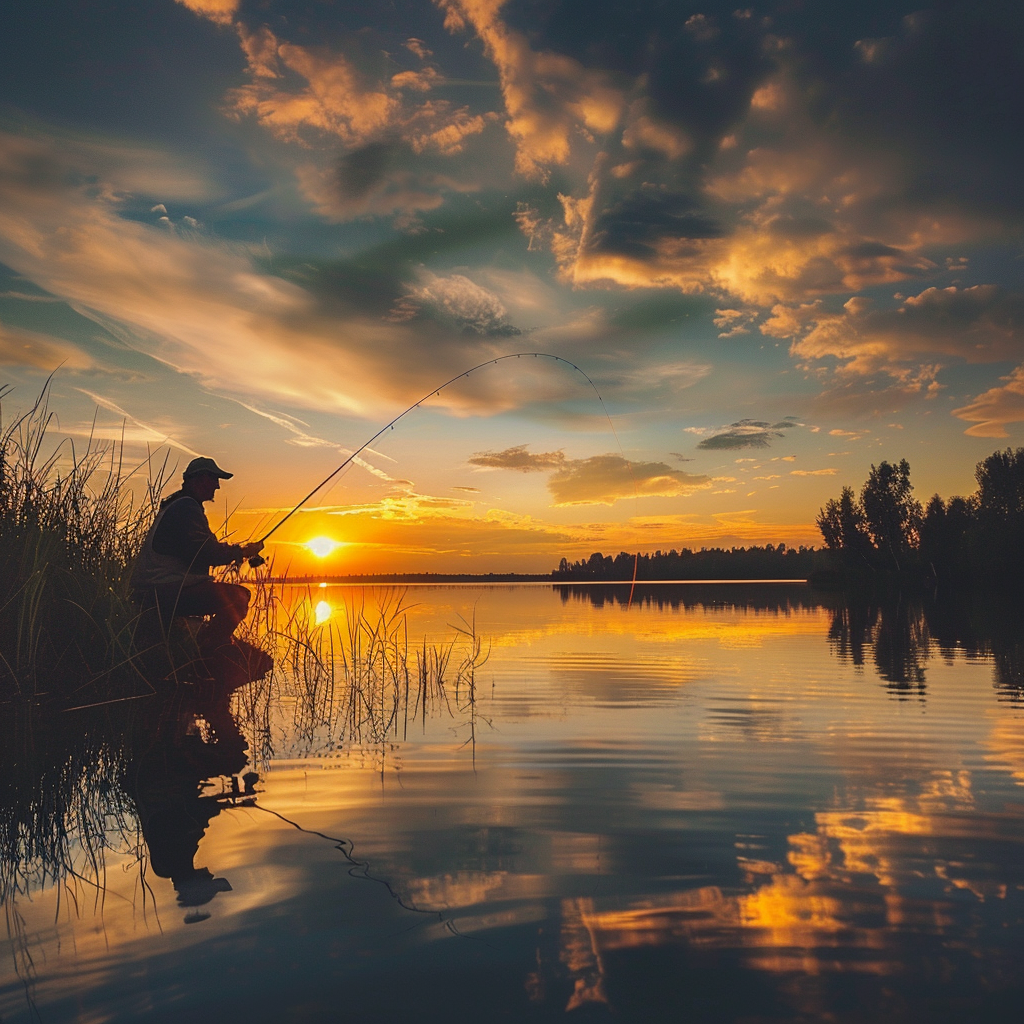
left=305, top=536, right=341, bottom=558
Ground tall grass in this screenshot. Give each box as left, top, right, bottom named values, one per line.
left=233, top=580, right=493, bottom=771
left=0, top=381, right=174, bottom=699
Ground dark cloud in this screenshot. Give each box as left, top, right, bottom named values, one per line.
left=337, top=141, right=404, bottom=199
left=589, top=186, right=726, bottom=260
left=697, top=418, right=801, bottom=450
left=457, top=0, right=1024, bottom=313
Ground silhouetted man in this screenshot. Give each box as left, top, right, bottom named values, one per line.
left=132, top=457, right=263, bottom=649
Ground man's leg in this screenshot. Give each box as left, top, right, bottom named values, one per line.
left=167, top=580, right=251, bottom=647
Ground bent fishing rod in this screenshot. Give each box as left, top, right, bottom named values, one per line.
left=245, top=351, right=638, bottom=597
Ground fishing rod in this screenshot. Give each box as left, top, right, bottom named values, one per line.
left=247, top=351, right=639, bottom=601
left=251, top=352, right=611, bottom=550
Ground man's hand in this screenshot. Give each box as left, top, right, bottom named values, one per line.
left=240, top=541, right=264, bottom=560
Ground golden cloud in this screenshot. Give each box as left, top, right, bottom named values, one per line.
left=224, top=21, right=494, bottom=171
left=952, top=366, right=1024, bottom=438
left=548, top=455, right=711, bottom=506
left=763, top=286, right=1024, bottom=385
left=436, top=0, right=625, bottom=179
left=174, top=0, right=238, bottom=26
left=470, top=444, right=565, bottom=472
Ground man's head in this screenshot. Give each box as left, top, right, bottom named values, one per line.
left=182, top=457, right=233, bottom=504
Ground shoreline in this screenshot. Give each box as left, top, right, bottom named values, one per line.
left=266, top=575, right=812, bottom=586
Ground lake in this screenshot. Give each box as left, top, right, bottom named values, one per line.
left=3, top=583, right=1024, bottom=1023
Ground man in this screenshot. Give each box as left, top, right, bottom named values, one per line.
left=132, top=457, right=264, bottom=648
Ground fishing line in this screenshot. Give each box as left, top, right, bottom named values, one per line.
left=246, top=803, right=479, bottom=941
left=253, top=352, right=639, bottom=602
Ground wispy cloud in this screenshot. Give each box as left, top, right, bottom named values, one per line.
left=75, top=388, right=200, bottom=456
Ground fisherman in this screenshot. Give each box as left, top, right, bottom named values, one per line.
left=131, top=457, right=264, bottom=649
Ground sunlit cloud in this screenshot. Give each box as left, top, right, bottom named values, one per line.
left=469, top=445, right=565, bottom=472
left=174, top=0, right=238, bottom=26
left=548, top=455, right=710, bottom=506
left=952, top=366, right=1024, bottom=438
left=0, top=130, right=554, bottom=422
left=437, top=0, right=625, bottom=179
left=763, top=287, right=1024, bottom=382
left=75, top=388, right=201, bottom=457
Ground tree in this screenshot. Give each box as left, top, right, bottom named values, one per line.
left=976, top=448, right=1024, bottom=526
left=816, top=486, right=871, bottom=564
left=860, top=459, right=922, bottom=569
left=974, top=448, right=1024, bottom=580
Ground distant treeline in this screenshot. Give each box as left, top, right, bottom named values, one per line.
left=553, top=446, right=1024, bottom=589
left=552, top=544, right=820, bottom=581
left=816, top=447, right=1024, bottom=586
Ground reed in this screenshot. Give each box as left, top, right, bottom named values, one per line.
left=0, top=380, right=178, bottom=699
left=231, top=577, right=489, bottom=770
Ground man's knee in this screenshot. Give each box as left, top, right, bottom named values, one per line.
left=224, top=584, right=250, bottom=617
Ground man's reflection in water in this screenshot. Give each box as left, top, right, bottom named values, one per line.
left=127, top=640, right=272, bottom=923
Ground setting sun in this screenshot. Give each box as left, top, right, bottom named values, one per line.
left=306, top=536, right=341, bottom=559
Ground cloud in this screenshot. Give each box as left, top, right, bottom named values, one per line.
left=0, top=321, right=94, bottom=371
left=548, top=455, right=710, bottom=506
left=696, top=418, right=801, bottom=450
left=223, top=21, right=495, bottom=174
left=789, top=468, right=837, bottom=477
left=174, top=0, right=239, bottom=27
left=468, top=443, right=711, bottom=505
left=437, top=0, right=626, bottom=179
left=0, top=130, right=547, bottom=421
left=75, top=388, right=200, bottom=456
left=225, top=29, right=399, bottom=147
left=764, top=287, right=1024, bottom=383
left=432, top=1, right=1024, bottom=313
left=713, top=308, right=758, bottom=337
left=469, top=445, right=565, bottom=472
left=410, top=273, right=520, bottom=336
left=952, top=366, right=1024, bottom=438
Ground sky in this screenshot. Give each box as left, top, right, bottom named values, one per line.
left=1, top=0, right=1022, bottom=573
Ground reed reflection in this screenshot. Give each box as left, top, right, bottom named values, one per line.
left=1, top=638, right=273, bottom=956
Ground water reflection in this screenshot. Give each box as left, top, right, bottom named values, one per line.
left=1, top=639, right=272, bottom=942
left=5, top=586, right=1024, bottom=1023
left=561, top=583, right=1024, bottom=702
left=825, top=591, right=1024, bottom=702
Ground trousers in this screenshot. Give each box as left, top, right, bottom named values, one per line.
left=144, top=579, right=251, bottom=645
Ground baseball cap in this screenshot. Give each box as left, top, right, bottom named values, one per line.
left=183, top=457, right=234, bottom=480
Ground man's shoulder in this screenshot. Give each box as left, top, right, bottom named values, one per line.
left=161, top=495, right=207, bottom=523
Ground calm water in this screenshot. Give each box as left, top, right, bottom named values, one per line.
left=4, top=584, right=1024, bottom=1023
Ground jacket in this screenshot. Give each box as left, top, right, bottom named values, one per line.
left=131, top=493, right=244, bottom=592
